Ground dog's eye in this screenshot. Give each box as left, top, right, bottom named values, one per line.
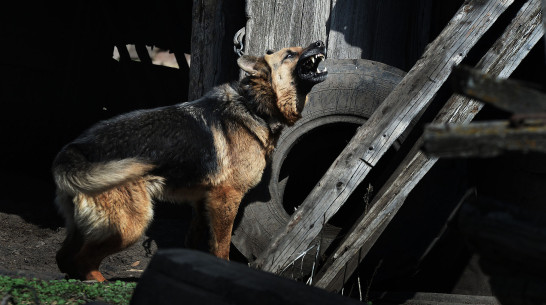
left=284, top=51, right=296, bottom=60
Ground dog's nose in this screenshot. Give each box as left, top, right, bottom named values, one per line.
left=315, top=41, right=325, bottom=48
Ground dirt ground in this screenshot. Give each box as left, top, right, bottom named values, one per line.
left=0, top=191, right=193, bottom=281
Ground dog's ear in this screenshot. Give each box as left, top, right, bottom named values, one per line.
left=237, top=55, right=260, bottom=75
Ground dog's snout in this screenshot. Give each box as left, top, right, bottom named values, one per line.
left=315, top=41, right=325, bottom=48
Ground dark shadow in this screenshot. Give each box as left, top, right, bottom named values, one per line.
left=0, top=1, right=192, bottom=229
left=343, top=159, right=472, bottom=298
left=233, top=164, right=273, bottom=231
left=326, top=0, right=464, bottom=71
left=144, top=202, right=193, bottom=250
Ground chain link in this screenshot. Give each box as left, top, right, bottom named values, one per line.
left=233, top=27, right=246, bottom=57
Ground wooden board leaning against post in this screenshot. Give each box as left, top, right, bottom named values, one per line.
left=251, top=0, right=516, bottom=274
left=313, top=0, right=544, bottom=291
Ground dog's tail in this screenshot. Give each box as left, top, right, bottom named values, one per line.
left=52, top=145, right=154, bottom=195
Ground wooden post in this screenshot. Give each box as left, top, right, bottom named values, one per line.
left=313, top=0, right=543, bottom=291
left=244, top=0, right=330, bottom=56
left=188, top=0, right=223, bottom=100
left=327, top=0, right=432, bottom=69
left=188, top=0, right=245, bottom=100
left=245, top=0, right=434, bottom=71
left=251, top=0, right=515, bottom=273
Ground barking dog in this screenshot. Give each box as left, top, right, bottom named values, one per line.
left=53, top=41, right=328, bottom=281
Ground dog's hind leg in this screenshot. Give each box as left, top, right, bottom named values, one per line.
left=69, top=179, right=155, bottom=281
left=55, top=191, right=85, bottom=278
left=73, top=234, right=125, bottom=282
left=203, top=185, right=244, bottom=259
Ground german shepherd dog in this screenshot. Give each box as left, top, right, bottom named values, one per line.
left=53, top=41, right=328, bottom=281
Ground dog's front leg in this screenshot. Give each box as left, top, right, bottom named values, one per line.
left=204, top=185, right=244, bottom=259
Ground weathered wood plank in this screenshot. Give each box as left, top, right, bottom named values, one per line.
left=251, top=0, right=516, bottom=274
left=424, top=121, right=546, bottom=157
left=542, top=0, right=546, bottom=53
left=452, top=66, right=546, bottom=114
left=188, top=0, right=223, bottom=100
left=313, top=0, right=543, bottom=291
left=246, top=0, right=433, bottom=70
left=327, top=0, right=432, bottom=70
left=244, top=0, right=331, bottom=56
left=188, top=0, right=245, bottom=100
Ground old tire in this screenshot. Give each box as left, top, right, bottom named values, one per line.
left=232, top=59, right=406, bottom=266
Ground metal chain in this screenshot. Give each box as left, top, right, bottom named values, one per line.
left=233, top=27, right=246, bottom=57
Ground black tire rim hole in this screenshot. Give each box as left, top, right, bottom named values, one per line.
left=278, top=122, right=399, bottom=228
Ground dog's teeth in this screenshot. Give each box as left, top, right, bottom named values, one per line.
left=311, top=57, right=315, bottom=63
left=316, top=65, right=327, bottom=73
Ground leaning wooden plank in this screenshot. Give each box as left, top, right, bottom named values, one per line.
left=130, top=249, right=362, bottom=305
left=542, top=0, right=546, bottom=52
left=452, top=66, right=546, bottom=114
left=313, top=0, right=543, bottom=291
left=251, top=0, right=515, bottom=273
left=424, top=121, right=546, bottom=157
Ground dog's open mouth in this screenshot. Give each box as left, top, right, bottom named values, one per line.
left=297, top=46, right=328, bottom=84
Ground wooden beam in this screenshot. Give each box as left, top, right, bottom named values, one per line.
left=424, top=121, right=546, bottom=157
left=251, top=0, right=516, bottom=273
left=542, top=0, right=546, bottom=56
left=452, top=66, right=546, bottom=114
left=188, top=0, right=244, bottom=100
left=245, top=1, right=434, bottom=70
left=244, top=0, right=331, bottom=56
left=313, top=0, right=543, bottom=291
left=189, top=0, right=223, bottom=100
left=326, top=0, right=432, bottom=69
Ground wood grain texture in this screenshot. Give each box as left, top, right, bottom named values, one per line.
left=424, top=121, right=546, bottom=158
left=244, top=0, right=331, bottom=56
left=326, top=0, right=372, bottom=59
left=188, top=0, right=245, bottom=100
left=188, top=0, right=224, bottom=100
left=451, top=66, right=546, bottom=114
left=327, top=0, right=432, bottom=69
left=245, top=0, right=433, bottom=71
left=314, top=0, right=543, bottom=291
left=251, top=0, right=515, bottom=274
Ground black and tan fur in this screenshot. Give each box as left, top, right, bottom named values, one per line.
left=53, top=41, right=328, bottom=281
